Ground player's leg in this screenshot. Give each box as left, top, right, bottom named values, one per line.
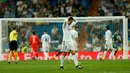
left=60, top=52, right=67, bottom=69
left=68, top=53, right=72, bottom=63
left=44, top=51, right=49, bottom=60
left=13, top=50, right=18, bottom=63
left=107, top=41, right=116, bottom=60
left=43, top=45, right=49, bottom=60
left=34, top=46, right=39, bottom=60
left=32, top=48, right=36, bottom=60
left=47, top=46, right=50, bottom=60
left=56, top=52, right=62, bottom=56
left=67, top=42, right=78, bottom=63
left=8, top=50, right=13, bottom=63
left=31, top=45, right=38, bottom=60
left=110, top=44, right=116, bottom=60
left=54, top=51, right=61, bottom=60
left=69, top=50, right=83, bottom=69
left=75, top=51, right=78, bottom=58
left=102, top=42, right=108, bottom=60
left=13, top=41, right=18, bottom=63
left=8, top=41, right=13, bottom=63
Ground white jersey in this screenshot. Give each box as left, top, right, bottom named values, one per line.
left=71, top=29, right=78, bottom=51
left=71, top=29, right=78, bottom=42
left=105, top=30, right=113, bottom=50
left=41, top=33, right=51, bottom=52
left=62, top=17, right=77, bottom=52
left=62, top=18, right=77, bottom=41
left=41, top=34, right=51, bottom=44
left=105, top=30, right=112, bottom=41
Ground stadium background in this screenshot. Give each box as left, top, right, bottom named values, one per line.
left=0, top=0, right=130, bottom=60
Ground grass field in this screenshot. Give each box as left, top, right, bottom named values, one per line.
left=0, top=60, right=130, bottom=73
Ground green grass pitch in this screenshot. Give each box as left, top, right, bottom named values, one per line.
left=0, top=60, right=130, bottom=73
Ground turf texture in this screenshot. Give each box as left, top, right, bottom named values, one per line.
left=0, top=60, right=130, bottom=73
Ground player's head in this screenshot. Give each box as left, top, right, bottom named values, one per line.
left=68, top=16, right=74, bottom=25
left=13, top=27, right=16, bottom=30
left=74, top=25, right=78, bottom=30
left=106, top=26, right=110, bottom=30
left=32, top=31, right=36, bottom=35
left=44, top=30, right=47, bottom=34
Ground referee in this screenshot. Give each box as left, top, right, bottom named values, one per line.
left=8, top=27, right=18, bottom=64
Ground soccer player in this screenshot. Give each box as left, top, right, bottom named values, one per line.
left=41, top=30, right=51, bottom=60
left=68, top=25, right=79, bottom=62
left=8, top=27, right=18, bottom=64
left=60, top=16, right=83, bottom=69
left=102, top=26, right=114, bottom=60
left=112, top=30, right=122, bottom=60
left=29, top=31, right=40, bottom=60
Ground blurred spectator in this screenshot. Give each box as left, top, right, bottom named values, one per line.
left=25, top=26, right=32, bottom=41
left=84, top=41, right=92, bottom=51
left=98, top=7, right=105, bottom=16
left=66, top=3, right=72, bottom=16
left=51, top=25, right=58, bottom=40
left=60, top=3, right=66, bottom=16
left=113, top=9, right=122, bottom=16
left=106, top=10, right=113, bottom=16
left=0, top=0, right=92, bottom=18
left=0, top=0, right=130, bottom=18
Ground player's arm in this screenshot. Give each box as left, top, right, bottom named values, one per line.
left=48, top=35, right=51, bottom=44
left=14, top=31, right=17, bottom=35
left=41, top=35, right=43, bottom=43
left=105, top=31, right=108, bottom=41
left=69, top=17, right=77, bottom=28
left=62, top=18, right=67, bottom=29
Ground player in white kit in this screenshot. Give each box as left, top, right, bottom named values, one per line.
left=41, top=30, right=51, bottom=60
left=101, top=26, right=114, bottom=60
left=60, top=16, right=83, bottom=69
left=68, top=25, right=79, bottom=61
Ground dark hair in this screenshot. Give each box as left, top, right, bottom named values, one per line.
left=75, top=25, right=78, bottom=28
left=32, top=31, right=36, bottom=35
left=68, top=16, right=74, bottom=21
left=106, top=26, right=110, bottom=30
left=13, top=27, right=16, bottom=30
left=44, top=30, right=47, bottom=33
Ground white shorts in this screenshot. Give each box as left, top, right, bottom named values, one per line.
left=61, top=41, right=74, bottom=52
left=105, top=40, right=113, bottom=50
left=41, top=43, right=50, bottom=52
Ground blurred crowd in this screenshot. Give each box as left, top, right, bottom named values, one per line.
left=1, top=0, right=130, bottom=18
left=0, top=0, right=129, bottom=52
left=0, top=0, right=91, bottom=18
left=98, top=0, right=130, bottom=17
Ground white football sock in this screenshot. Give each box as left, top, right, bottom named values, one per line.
left=68, top=53, right=72, bottom=61
left=44, top=52, right=49, bottom=60
left=72, top=55, right=78, bottom=66
left=60, top=55, right=65, bottom=66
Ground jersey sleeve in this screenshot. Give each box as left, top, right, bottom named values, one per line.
left=69, top=18, right=77, bottom=29
left=48, top=35, right=51, bottom=43
left=62, top=19, right=67, bottom=29
left=41, top=35, right=43, bottom=42
left=12, top=31, right=17, bottom=36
